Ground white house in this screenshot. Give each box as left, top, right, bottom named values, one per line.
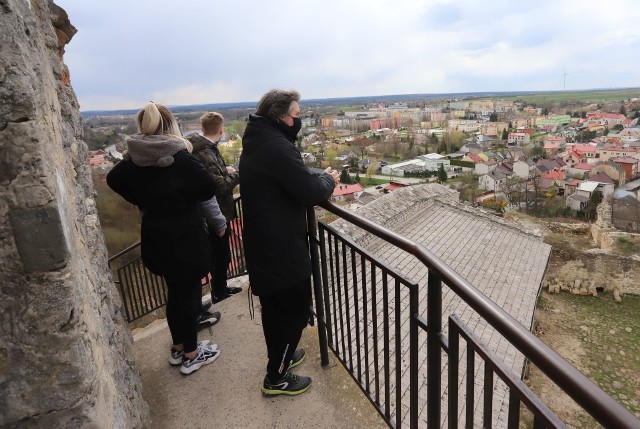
left=475, top=160, right=497, bottom=175
left=478, top=170, right=508, bottom=191
left=381, top=159, right=425, bottom=177
left=513, top=160, right=536, bottom=179
left=508, top=132, right=530, bottom=145
left=301, top=152, right=317, bottom=165
left=416, top=153, right=451, bottom=171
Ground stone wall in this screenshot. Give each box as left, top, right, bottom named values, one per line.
left=0, top=1, right=149, bottom=427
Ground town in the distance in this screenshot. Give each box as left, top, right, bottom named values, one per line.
left=87, top=89, right=640, bottom=226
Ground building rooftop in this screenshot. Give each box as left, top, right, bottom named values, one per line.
left=331, top=184, right=551, bottom=426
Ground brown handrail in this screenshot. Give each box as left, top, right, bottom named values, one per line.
left=318, top=200, right=639, bottom=429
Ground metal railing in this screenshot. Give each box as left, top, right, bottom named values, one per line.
left=308, top=201, right=640, bottom=429
left=107, top=195, right=639, bottom=428
left=108, top=197, right=247, bottom=323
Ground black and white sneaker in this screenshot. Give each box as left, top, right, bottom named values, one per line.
left=180, top=343, right=221, bottom=375
left=197, top=311, right=221, bottom=331
left=169, top=340, right=217, bottom=366
left=261, top=371, right=312, bottom=396
left=212, top=286, right=243, bottom=303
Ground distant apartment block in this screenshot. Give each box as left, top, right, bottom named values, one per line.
left=507, top=132, right=530, bottom=145
left=469, top=100, right=494, bottom=113
left=321, top=117, right=335, bottom=127
left=535, top=115, right=571, bottom=127
left=479, top=122, right=507, bottom=137
left=449, top=101, right=468, bottom=110
left=494, top=101, right=514, bottom=112
left=430, top=112, right=447, bottom=122
left=448, top=119, right=482, bottom=133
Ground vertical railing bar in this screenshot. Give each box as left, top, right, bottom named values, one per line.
left=318, top=224, right=334, bottom=346
left=327, top=231, right=339, bottom=351
left=483, top=363, right=494, bottom=429
left=132, top=260, right=147, bottom=318
left=371, top=262, right=380, bottom=405
left=448, top=318, right=460, bottom=429
left=307, top=206, right=330, bottom=366
left=143, top=263, right=160, bottom=312
left=383, top=271, right=391, bottom=420
left=227, top=225, right=238, bottom=277
left=149, top=274, right=162, bottom=308
left=409, top=281, right=419, bottom=429
left=342, top=241, right=354, bottom=371
left=351, top=249, right=362, bottom=383
left=507, top=389, right=521, bottom=429
left=116, top=269, right=132, bottom=322
left=533, top=414, right=545, bottom=429
left=123, top=263, right=139, bottom=320
left=334, top=235, right=346, bottom=359
left=465, top=345, right=475, bottom=429
left=361, top=253, right=370, bottom=395
left=394, top=277, right=402, bottom=429
left=140, top=266, right=156, bottom=313
left=427, top=270, right=443, bottom=429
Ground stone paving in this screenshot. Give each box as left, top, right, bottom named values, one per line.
left=329, top=184, right=551, bottom=428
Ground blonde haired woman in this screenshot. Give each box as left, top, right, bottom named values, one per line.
left=107, top=102, right=220, bottom=374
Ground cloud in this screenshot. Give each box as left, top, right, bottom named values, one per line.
left=56, top=0, right=640, bottom=110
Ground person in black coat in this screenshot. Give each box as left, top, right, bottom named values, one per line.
left=239, top=89, right=338, bottom=395
left=107, top=102, right=220, bottom=375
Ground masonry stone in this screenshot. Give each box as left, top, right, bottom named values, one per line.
left=0, top=1, right=149, bottom=427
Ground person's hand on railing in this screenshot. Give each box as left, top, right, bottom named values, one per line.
left=324, top=167, right=340, bottom=185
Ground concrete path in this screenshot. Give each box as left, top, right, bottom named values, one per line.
left=132, top=276, right=387, bottom=429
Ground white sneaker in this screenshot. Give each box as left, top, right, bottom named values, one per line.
left=169, top=340, right=217, bottom=365
left=180, top=343, right=221, bottom=375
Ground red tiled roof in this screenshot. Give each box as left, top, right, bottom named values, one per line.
left=384, top=183, right=406, bottom=191
left=542, top=170, right=565, bottom=181
left=333, top=183, right=364, bottom=196
left=573, top=144, right=597, bottom=153
left=573, top=163, right=595, bottom=170
left=467, top=153, right=483, bottom=163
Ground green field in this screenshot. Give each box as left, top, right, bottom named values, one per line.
left=486, top=88, right=640, bottom=104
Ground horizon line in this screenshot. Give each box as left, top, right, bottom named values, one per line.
left=80, top=86, right=640, bottom=115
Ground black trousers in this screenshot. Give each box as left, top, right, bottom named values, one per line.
left=165, top=274, right=201, bottom=353
left=259, top=278, right=311, bottom=381
left=209, top=227, right=231, bottom=295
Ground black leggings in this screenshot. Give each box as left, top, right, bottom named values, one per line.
left=209, top=227, right=231, bottom=295
left=165, top=274, right=201, bottom=353
left=259, top=279, right=311, bottom=380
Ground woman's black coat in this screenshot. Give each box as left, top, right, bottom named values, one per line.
left=107, top=150, right=216, bottom=280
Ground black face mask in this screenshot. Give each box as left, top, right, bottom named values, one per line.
left=278, top=116, right=302, bottom=142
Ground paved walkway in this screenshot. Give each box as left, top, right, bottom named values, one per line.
left=132, top=276, right=387, bottom=429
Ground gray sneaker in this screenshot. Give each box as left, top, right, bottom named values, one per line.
left=262, top=371, right=312, bottom=396
left=180, top=343, right=220, bottom=375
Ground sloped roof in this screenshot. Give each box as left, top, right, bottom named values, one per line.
left=331, top=184, right=551, bottom=427
left=542, top=170, right=565, bottom=181
left=573, top=163, right=595, bottom=170
left=611, top=157, right=639, bottom=164
left=589, top=172, right=615, bottom=184
left=578, top=181, right=601, bottom=192
left=333, top=183, right=364, bottom=196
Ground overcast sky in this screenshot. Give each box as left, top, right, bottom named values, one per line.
left=56, top=0, right=640, bottom=111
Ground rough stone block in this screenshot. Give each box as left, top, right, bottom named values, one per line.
left=9, top=204, right=69, bottom=272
